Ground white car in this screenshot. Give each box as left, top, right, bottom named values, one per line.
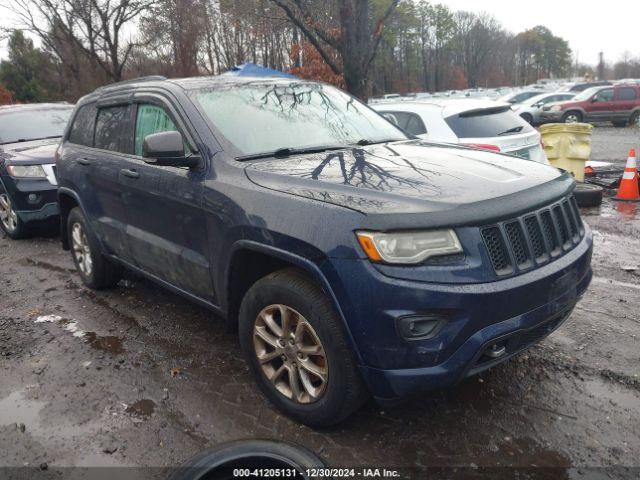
left=498, top=90, right=547, bottom=105
left=372, top=99, right=549, bottom=164
left=512, top=92, right=577, bottom=125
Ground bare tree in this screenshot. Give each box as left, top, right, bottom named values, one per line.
left=5, top=0, right=156, bottom=82
left=268, top=0, right=400, bottom=99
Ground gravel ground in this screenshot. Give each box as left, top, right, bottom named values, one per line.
left=590, top=126, right=639, bottom=165
left=1, top=127, right=639, bottom=479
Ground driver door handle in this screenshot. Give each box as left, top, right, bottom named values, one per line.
left=120, top=169, right=140, bottom=179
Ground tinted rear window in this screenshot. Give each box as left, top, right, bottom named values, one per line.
left=94, top=105, right=132, bottom=153
left=0, top=107, right=73, bottom=144
left=445, top=107, right=533, bottom=138
left=68, top=103, right=97, bottom=147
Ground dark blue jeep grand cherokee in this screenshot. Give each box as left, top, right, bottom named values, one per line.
left=56, top=76, right=592, bottom=427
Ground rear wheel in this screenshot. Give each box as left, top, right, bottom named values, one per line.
left=0, top=188, right=30, bottom=239
left=67, top=207, right=122, bottom=289
left=562, top=111, right=582, bottom=123
left=239, top=268, right=368, bottom=427
left=630, top=111, right=640, bottom=128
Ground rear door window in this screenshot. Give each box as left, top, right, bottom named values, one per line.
left=618, top=88, right=638, bottom=101
left=445, top=107, right=533, bottom=138
left=68, top=103, right=97, bottom=147
left=380, top=111, right=427, bottom=136
left=94, top=105, right=133, bottom=153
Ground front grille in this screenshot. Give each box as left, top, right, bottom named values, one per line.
left=481, top=227, right=512, bottom=274
left=481, top=194, right=585, bottom=276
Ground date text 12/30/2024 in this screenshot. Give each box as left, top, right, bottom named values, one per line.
left=232, top=468, right=402, bottom=478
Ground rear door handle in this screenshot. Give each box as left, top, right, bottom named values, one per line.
left=120, top=169, right=140, bottom=179
left=77, top=158, right=91, bottom=166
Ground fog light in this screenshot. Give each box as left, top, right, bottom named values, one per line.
left=28, top=194, right=39, bottom=204
left=396, top=315, right=447, bottom=341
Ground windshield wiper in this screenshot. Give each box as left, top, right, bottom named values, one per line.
left=498, top=126, right=524, bottom=136
left=1, top=135, right=61, bottom=145
left=236, top=145, right=346, bottom=161
left=354, top=138, right=403, bottom=146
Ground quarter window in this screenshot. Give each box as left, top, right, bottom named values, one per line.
left=381, top=111, right=427, bottom=136
left=618, top=88, right=638, bottom=101
left=68, top=103, right=97, bottom=147
left=134, top=104, right=184, bottom=156
left=94, top=105, right=133, bottom=153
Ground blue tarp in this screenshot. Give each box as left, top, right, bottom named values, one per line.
left=225, top=63, right=297, bottom=79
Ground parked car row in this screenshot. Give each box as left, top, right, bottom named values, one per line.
left=1, top=76, right=593, bottom=427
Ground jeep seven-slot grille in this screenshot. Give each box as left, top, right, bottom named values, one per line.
left=481, top=195, right=585, bottom=276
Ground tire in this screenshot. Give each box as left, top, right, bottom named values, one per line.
left=630, top=111, right=640, bottom=128
left=169, top=440, right=328, bottom=480
left=520, top=113, right=534, bottom=125
left=67, top=207, right=122, bottom=289
left=239, top=268, right=368, bottom=427
left=562, top=111, right=582, bottom=124
left=612, top=121, right=628, bottom=128
left=574, top=183, right=603, bottom=208
left=0, top=187, right=31, bottom=239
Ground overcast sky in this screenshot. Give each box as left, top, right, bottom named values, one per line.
left=432, top=0, right=637, bottom=65
left=0, top=1, right=637, bottom=65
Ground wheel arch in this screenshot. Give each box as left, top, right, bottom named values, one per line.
left=223, top=240, right=364, bottom=365
left=57, top=187, right=87, bottom=251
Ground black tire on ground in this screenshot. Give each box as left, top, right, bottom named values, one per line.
left=520, top=113, right=534, bottom=125
left=561, top=111, right=582, bottom=123
left=239, top=268, right=369, bottom=427
left=0, top=185, right=31, bottom=240
left=630, top=111, right=640, bottom=128
left=574, top=183, right=604, bottom=208
left=67, top=207, right=122, bottom=289
left=612, top=121, right=628, bottom=128
left=169, top=440, right=328, bottom=480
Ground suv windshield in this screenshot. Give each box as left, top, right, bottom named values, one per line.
left=445, top=106, right=533, bottom=138
left=191, top=82, right=408, bottom=157
left=0, top=106, right=73, bottom=144
left=573, top=87, right=603, bottom=102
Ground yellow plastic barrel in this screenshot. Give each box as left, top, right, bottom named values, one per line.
left=539, top=123, right=593, bottom=182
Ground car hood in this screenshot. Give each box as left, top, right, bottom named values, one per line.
left=244, top=140, right=570, bottom=216
left=0, top=139, right=59, bottom=166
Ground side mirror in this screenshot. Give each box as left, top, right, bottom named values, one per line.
left=142, top=131, right=199, bottom=168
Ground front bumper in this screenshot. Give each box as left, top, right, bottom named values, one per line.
left=326, top=229, right=593, bottom=401
left=0, top=174, right=59, bottom=223
left=539, top=111, right=564, bottom=123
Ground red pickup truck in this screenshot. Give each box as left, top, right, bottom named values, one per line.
left=540, top=84, right=640, bottom=127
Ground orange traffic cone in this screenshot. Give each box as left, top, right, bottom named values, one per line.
left=614, top=149, right=640, bottom=202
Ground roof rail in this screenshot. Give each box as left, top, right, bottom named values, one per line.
left=95, top=75, right=167, bottom=92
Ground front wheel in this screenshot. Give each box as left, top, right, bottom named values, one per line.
left=239, top=268, right=368, bottom=427
left=67, top=207, right=122, bottom=289
left=0, top=189, right=30, bottom=239
left=562, top=111, right=582, bottom=123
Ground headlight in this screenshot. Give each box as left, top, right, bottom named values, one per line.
left=356, top=230, right=463, bottom=264
left=6, top=165, right=46, bottom=178
left=550, top=105, right=562, bottom=112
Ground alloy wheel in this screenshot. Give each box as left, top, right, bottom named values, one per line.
left=253, top=304, right=328, bottom=404
left=71, top=222, right=93, bottom=277
left=565, top=114, right=580, bottom=123
left=0, top=194, right=18, bottom=232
